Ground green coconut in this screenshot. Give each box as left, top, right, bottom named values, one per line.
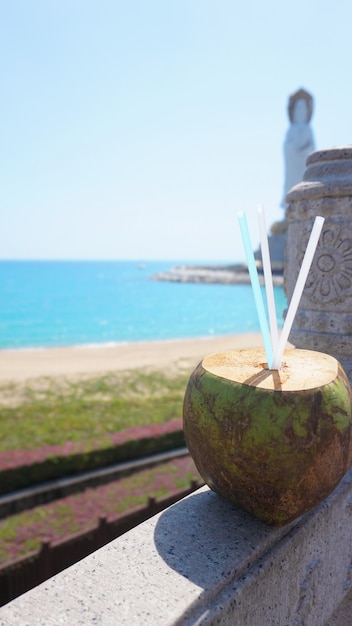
left=183, top=348, right=352, bottom=526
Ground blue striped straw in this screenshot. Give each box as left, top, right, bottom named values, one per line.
left=238, top=211, right=273, bottom=368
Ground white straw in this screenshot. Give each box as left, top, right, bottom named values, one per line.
left=271, top=215, right=325, bottom=370
left=257, top=205, right=279, bottom=361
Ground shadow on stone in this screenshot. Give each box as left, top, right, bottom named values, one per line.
left=153, top=487, right=295, bottom=591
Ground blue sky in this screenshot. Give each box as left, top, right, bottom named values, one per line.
left=1, top=1, right=351, bottom=261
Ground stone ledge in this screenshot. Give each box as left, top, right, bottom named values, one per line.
left=326, top=588, right=352, bottom=626
left=1, top=467, right=352, bottom=625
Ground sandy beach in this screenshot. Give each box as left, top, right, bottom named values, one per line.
left=0, top=333, right=263, bottom=382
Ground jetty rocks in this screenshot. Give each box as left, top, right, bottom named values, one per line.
left=152, top=264, right=284, bottom=286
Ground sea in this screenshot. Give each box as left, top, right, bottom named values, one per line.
left=0, top=261, right=287, bottom=350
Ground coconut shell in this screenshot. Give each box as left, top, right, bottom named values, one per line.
left=183, top=348, right=352, bottom=525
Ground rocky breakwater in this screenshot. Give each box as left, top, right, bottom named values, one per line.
left=152, top=264, right=283, bottom=286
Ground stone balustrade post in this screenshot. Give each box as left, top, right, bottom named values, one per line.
left=284, top=146, right=352, bottom=381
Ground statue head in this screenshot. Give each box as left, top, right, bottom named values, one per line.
left=288, top=88, right=314, bottom=124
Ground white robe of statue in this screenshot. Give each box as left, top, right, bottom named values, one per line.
left=281, top=97, right=315, bottom=209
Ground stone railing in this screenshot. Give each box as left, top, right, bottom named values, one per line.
left=1, top=470, right=352, bottom=625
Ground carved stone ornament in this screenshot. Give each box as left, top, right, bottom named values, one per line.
left=284, top=146, right=352, bottom=381
left=299, top=223, right=352, bottom=305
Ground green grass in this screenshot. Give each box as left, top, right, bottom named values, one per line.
left=0, top=369, right=190, bottom=451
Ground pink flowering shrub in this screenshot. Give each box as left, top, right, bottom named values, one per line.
left=0, top=418, right=184, bottom=495
left=0, top=456, right=202, bottom=565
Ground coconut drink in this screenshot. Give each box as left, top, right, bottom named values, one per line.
left=183, top=210, right=352, bottom=525
left=183, top=347, right=352, bottom=526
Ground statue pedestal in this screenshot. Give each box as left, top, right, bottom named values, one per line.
left=254, top=220, right=287, bottom=275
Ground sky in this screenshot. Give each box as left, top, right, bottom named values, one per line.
left=1, top=1, right=352, bottom=262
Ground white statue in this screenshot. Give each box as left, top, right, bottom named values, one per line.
left=281, top=88, right=315, bottom=209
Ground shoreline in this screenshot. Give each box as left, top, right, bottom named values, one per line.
left=0, top=333, right=263, bottom=382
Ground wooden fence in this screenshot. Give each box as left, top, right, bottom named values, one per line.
left=0, top=480, right=201, bottom=607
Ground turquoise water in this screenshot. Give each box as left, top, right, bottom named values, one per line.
left=0, top=261, right=287, bottom=350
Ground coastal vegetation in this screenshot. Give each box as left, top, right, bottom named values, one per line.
left=0, top=368, right=189, bottom=450
left=0, top=368, right=200, bottom=571
left=0, top=369, right=190, bottom=493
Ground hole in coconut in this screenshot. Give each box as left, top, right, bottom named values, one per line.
left=244, top=368, right=283, bottom=391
